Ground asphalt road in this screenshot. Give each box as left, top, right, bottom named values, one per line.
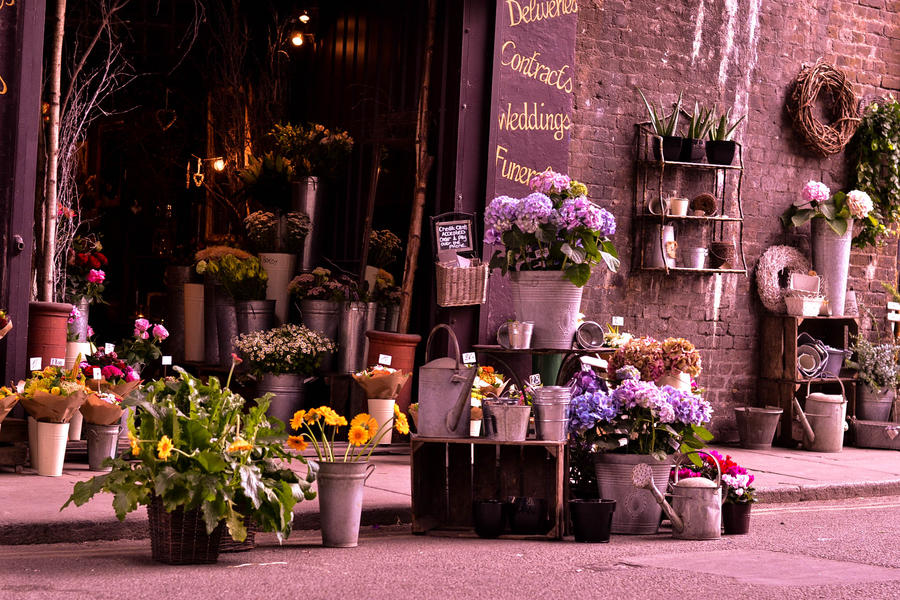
left=1, top=496, right=899, bottom=600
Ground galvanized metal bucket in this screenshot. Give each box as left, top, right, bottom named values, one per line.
left=338, top=302, right=370, bottom=373
left=301, top=299, right=340, bottom=371
left=317, top=461, right=376, bottom=547
left=533, top=386, right=570, bottom=441
left=594, top=453, right=673, bottom=534
left=236, top=300, right=276, bottom=336
left=416, top=324, right=476, bottom=438
left=811, top=218, right=853, bottom=315
left=215, top=298, right=239, bottom=368
left=85, top=423, right=119, bottom=471
left=257, top=373, right=305, bottom=427
left=509, top=271, right=583, bottom=349
left=483, top=402, right=531, bottom=441
left=203, top=280, right=222, bottom=365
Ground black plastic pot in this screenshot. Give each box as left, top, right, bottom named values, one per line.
left=472, top=500, right=506, bottom=539
left=705, top=140, right=736, bottom=165
left=508, top=497, right=550, bottom=535
left=680, top=138, right=706, bottom=162
left=652, top=136, right=684, bottom=162
left=569, top=499, right=616, bottom=543
left=722, top=502, right=752, bottom=535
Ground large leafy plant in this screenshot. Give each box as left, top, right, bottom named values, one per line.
left=270, top=122, right=354, bottom=180
left=850, top=98, right=900, bottom=248
left=196, top=254, right=268, bottom=302
left=485, top=170, right=618, bottom=287
left=63, top=367, right=316, bottom=542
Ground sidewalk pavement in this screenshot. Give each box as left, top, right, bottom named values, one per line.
left=1, top=443, right=899, bottom=545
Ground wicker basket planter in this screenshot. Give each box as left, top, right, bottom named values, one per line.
left=219, top=519, right=258, bottom=553
left=147, top=495, right=224, bottom=565
left=435, top=262, right=488, bottom=307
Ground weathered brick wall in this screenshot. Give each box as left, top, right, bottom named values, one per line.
left=571, top=0, right=900, bottom=438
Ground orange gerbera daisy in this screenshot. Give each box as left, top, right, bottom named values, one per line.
left=157, top=435, right=174, bottom=460
left=348, top=426, right=369, bottom=446
left=290, top=410, right=307, bottom=430
left=286, top=435, right=308, bottom=452
left=394, top=412, right=410, bottom=435
left=227, top=437, right=252, bottom=453
left=128, top=432, right=141, bottom=456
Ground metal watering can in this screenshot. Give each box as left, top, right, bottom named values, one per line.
left=416, top=324, right=477, bottom=438
left=792, top=376, right=847, bottom=453
left=631, top=451, right=722, bottom=540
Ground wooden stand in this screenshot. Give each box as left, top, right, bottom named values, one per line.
left=759, top=315, right=858, bottom=445
left=411, top=437, right=565, bottom=539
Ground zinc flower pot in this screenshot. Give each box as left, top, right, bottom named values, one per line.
left=235, top=300, right=276, bottom=336
left=593, top=453, right=673, bottom=534
left=257, top=373, right=305, bottom=427
left=317, top=461, right=376, bottom=548
left=857, top=385, right=895, bottom=422
left=338, top=302, right=371, bottom=374
left=71, top=298, right=91, bottom=343
left=811, top=218, right=854, bottom=316
left=722, top=502, right=752, bottom=535
left=292, top=177, right=324, bottom=272
left=215, top=296, right=239, bottom=369
left=509, top=271, right=584, bottom=349
left=85, top=422, right=120, bottom=471
left=300, top=299, right=340, bottom=371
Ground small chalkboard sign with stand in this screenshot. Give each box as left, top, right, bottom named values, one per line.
left=431, top=212, right=478, bottom=264
left=431, top=212, right=487, bottom=307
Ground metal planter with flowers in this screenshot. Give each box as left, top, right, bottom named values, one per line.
left=485, top=170, right=618, bottom=348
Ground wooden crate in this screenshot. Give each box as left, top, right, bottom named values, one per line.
left=759, top=315, right=858, bottom=381
left=411, top=437, right=565, bottom=539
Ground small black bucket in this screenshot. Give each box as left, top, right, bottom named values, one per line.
left=569, top=499, right=616, bottom=543
left=473, top=500, right=506, bottom=538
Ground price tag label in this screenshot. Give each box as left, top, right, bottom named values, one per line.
left=92, top=368, right=102, bottom=380
left=611, top=316, right=624, bottom=327
left=50, top=357, right=65, bottom=367
left=104, top=343, right=115, bottom=354
left=29, top=357, right=42, bottom=371
left=462, top=352, right=476, bottom=365
left=378, top=354, right=392, bottom=366
left=162, top=355, right=173, bottom=366
left=528, top=373, right=542, bottom=387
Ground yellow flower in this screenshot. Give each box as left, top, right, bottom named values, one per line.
left=304, top=408, right=321, bottom=423
left=227, top=437, right=252, bottom=453
left=394, top=413, right=410, bottom=435
left=128, top=432, right=141, bottom=456
left=50, top=386, right=61, bottom=396
left=393, top=404, right=401, bottom=418
left=348, top=426, right=369, bottom=446
left=290, top=410, right=307, bottom=430
left=157, top=435, right=174, bottom=461
left=286, top=435, right=308, bottom=452
left=320, top=406, right=345, bottom=427
left=350, top=413, right=370, bottom=428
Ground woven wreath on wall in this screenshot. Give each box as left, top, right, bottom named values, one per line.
left=786, top=59, right=860, bottom=157
left=756, top=245, right=811, bottom=313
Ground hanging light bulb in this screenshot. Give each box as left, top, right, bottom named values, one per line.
left=299, top=10, right=310, bottom=24
left=291, top=31, right=304, bottom=46
left=213, top=158, right=226, bottom=172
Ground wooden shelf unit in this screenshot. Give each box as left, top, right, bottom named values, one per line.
left=759, top=315, right=859, bottom=445
left=411, top=437, right=566, bottom=540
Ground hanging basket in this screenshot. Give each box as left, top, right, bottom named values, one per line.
left=435, top=262, right=488, bottom=307
left=147, top=495, right=224, bottom=565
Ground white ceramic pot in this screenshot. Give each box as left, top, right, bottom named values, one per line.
left=368, top=398, right=395, bottom=445
left=35, top=421, right=70, bottom=477
left=669, top=197, right=689, bottom=216
left=68, top=410, right=84, bottom=441
left=259, top=252, right=297, bottom=324
left=469, top=419, right=482, bottom=437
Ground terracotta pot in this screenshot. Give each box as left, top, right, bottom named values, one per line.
left=27, top=302, right=73, bottom=370
left=365, top=331, right=421, bottom=414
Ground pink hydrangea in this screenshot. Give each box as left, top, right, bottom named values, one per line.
left=87, top=269, right=105, bottom=284
left=125, top=368, right=140, bottom=382
left=846, top=190, right=873, bottom=218
left=800, top=180, right=830, bottom=206
left=152, top=324, right=169, bottom=340
left=528, top=170, right=571, bottom=195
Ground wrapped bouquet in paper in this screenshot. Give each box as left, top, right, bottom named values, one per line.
left=0, top=386, right=18, bottom=428
left=20, top=365, right=88, bottom=423
left=352, top=365, right=411, bottom=400
left=80, top=391, right=125, bottom=426
left=82, top=350, right=142, bottom=400
left=471, top=366, right=507, bottom=406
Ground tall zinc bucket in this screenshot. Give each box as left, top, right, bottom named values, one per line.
left=363, top=301, right=378, bottom=358
left=338, top=302, right=369, bottom=373
left=811, top=218, right=853, bottom=316
left=85, top=423, right=120, bottom=471
left=594, top=453, right=673, bottom=534
left=509, top=271, right=583, bottom=349
left=236, top=300, right=276, bottom=336
left=71, top=298, right=91, bottom=342
left=184, top=283, right=205, bottom=362
left=317, top=461, right=376, bottom=547
left=259, top=252, right=297, bottom=325
left=257, top=374, right=305, bottom=426
left=483, top=402, right=531, bottom=441
left=292, top=177, right=324, bottom=272
left=533, top=386, right=570, bottom=441
left=165, top=266, right=192, bottom=364
left=203, top=280, right=221, bottom=365
left=215, top=297, right=239, bottom=368
left=417, top=324, right=476, bottom=438
left=301, top=299, right=340, bottom=371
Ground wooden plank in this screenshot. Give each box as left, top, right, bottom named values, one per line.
left=446, top=443, right=473, bottom=527
left=411, top=435, right=564, bottom=447
left=497, top=445, right=521, bottom=500
left=0, top=443, right=27, bottom=468
left=759, top=316, right=783, bottom=379
left=410, top=441, right=447, bottom=533
left=783, top=317, right=798, bottom=381
left=473, top=444, right=497, bottom=500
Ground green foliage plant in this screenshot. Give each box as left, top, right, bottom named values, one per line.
left=638, top=89, right=683, bottom=136
left=707, top=108, right=745, bottom=141
left=685, top=102, right=714, bottom=139
left=196, top=254, right=268, bottom=302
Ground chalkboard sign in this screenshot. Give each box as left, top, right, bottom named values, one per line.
left=435, top=220, right=473, bottom=253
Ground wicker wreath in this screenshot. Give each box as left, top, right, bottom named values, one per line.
left=756, top=245, right=811, bottom=313
left=786, top=59, right=860, bottom=157
left=691, top=193, right=717, bottom=216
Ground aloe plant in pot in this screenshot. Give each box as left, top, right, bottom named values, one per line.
left=638, top=89, right=684, bottom=162
left=706, top=108, right=745, bottom=165
left=681, top=102, right=714, bottom=162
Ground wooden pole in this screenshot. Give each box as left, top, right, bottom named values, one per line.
left=40, top=0, right=67, bottom=302
left=397, top=0, right=436, bottom=334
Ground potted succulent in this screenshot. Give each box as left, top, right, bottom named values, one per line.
left=678, top=450, right=756, bottom=534
left=570, top=366, right=712, bottom=534
left=705, top=108, right=745, bottom=165
left=485, top=170, right=618, bottom=348
left=680, top=102, right=714, bottom=162
left=847, top=336, right=900, bottom=421
left=234, top=323, right=336, bottom=424
left=287, top=403, right=408, bottom=547
left=63, top=366, right=316, bottom=564
left=638, top=89, right=684, bottom=162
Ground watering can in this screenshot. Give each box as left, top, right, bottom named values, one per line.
left=792, top=376, right=847, bottom=453
left=631, top=451, right=722, bottom=540
left=416, top=324, right=477, bottom=438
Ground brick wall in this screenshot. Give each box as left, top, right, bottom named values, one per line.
left=570, top=0, right=900, bottom=438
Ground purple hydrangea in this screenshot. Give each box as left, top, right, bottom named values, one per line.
left=568, top=390, right=621, bottom=434
left=557, top=196, right=616, bottom=238
left=611, top=379, right=665, bottom=410
left=568, top=369, right=608, bottom=397
left=615, top=365, right=640, bottom=381
left=662, top=386, right=712, bottom=426
left=514, top=193, right=554, bottom=233
left=529, top=170, right=571, bottom=195
left=484, top=195, right=518, bottom=235
left=597, top=208, right=616, bottom=237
